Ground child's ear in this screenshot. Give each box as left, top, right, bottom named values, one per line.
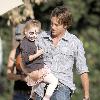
left=24, top=31, right=27, bottom=35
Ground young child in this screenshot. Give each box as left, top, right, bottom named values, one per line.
left=20, top=20, right=58, bottom=100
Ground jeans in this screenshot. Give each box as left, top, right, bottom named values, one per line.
left=34, top=83, right=72, bottom=100
left=13, top=91, right=30, bottom=100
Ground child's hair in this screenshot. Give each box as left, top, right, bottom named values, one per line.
left=23, top=19, right=41, bottom=34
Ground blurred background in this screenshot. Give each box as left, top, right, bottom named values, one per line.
left=0, top=0, right=100, bottom=99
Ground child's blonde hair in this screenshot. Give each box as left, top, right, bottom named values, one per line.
left=23, top=19, right=41, bottom=34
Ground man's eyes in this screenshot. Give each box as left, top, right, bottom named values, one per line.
left=51, top=22, right=59, bottom=27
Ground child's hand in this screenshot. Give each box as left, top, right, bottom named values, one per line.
left=37, top=49, right=44, bottom=55
left=29, top=49, right=44, bottom=61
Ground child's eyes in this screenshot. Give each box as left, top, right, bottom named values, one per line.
left=29, top=32, right=39, bottom=35
left=29, top=32, right=34, bottom=35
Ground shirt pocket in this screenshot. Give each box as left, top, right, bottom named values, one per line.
left=44, top=51, right=52, bottom=63
left=59, top=48, right=74, bottom=66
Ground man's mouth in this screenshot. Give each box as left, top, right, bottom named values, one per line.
left=52, top=30, right=55, bottom=33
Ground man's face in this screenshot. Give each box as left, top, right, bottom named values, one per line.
left=51, top=17, right=66, bottom=37
left=25, top=27, right=39, bottom=41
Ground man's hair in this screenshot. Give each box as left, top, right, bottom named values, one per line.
left=23, top=19, right=41, bottom=33
left=51, top=6, right=73, bottom=29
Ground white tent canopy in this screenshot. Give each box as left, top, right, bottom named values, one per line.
left=0, top=0, right=23, bottom=15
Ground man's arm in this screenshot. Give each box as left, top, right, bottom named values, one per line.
left=75, top=39, right=90, bottom=99
left=81, top=72, right=90, bottom=100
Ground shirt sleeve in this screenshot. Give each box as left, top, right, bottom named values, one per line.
left=36, top=32, right=44, bottom=50
left=75, top=40, right=89, bottom=74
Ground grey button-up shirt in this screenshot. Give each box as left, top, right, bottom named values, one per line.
left=35, top=30, right=89, bottom=97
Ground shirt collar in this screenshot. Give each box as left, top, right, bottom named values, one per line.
left=42, top=31, right=52, bottom=40
left=42, top=30, right=71, bottom=41
left=62, top=30, right=71, bottom=41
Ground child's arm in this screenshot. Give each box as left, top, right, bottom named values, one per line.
left=29, top=49, right=43, bottom=61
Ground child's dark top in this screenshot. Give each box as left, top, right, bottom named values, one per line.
left=20, top=37, right=44, bottom=73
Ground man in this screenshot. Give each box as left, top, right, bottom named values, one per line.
left=7, top=23, right=32, bottom=100
left=34, top=6, right=90, bottom=100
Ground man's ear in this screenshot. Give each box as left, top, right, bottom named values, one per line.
left=64, top=25, right=67, bottom=29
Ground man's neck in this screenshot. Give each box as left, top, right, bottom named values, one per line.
left=51, top=32, right=65, bottom=46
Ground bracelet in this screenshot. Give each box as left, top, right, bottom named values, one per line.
left=83, top=97, right=90, bottom=100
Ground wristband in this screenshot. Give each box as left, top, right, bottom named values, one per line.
left=83, top=97, right=90, bottom=100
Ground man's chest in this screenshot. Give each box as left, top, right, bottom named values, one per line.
left=43, top=39, right=76, bottom=60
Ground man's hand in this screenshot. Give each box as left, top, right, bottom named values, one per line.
left=81, top=73, right=90, bottom=100
left=20, top=74, right=27, bottom=81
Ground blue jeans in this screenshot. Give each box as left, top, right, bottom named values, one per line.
left=34, top=83, right=72, bottom=100
left=13, top=91, right=30, bottom=100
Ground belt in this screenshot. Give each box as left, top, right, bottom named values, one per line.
left=14, top=90, right=31, bottom=95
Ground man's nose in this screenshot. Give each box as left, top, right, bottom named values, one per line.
left=51, top=24, right=55, bottom=30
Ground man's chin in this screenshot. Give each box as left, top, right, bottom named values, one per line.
left=52, top=31, right=56, bottom=35
left=51, top=33, right=58, bottom=38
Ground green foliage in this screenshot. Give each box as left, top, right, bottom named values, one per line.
left=0, top=20, right=12, bottom=99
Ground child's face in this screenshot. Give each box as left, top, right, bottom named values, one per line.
left=25, top=27, right=40, bottom=41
